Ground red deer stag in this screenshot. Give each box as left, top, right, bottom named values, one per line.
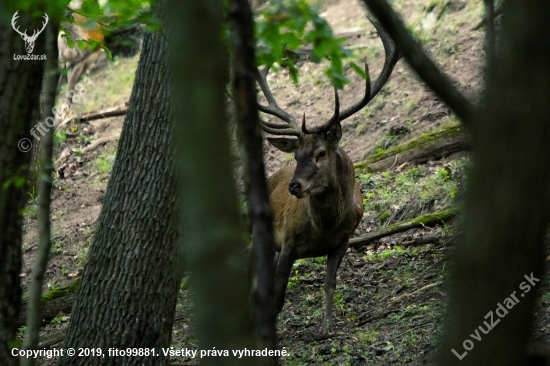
left=257, top=18, right=399, bottom=335
left=58, top=12, right=104, bottom=106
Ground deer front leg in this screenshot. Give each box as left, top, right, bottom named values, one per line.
left=320, top=240, right=349, bottom=335
left=66, top=61, right=87, bottom=106
left=274, top=247, right=295, bottom=315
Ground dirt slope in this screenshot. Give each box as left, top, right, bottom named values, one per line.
left=19, top=0, right=550, bottom=365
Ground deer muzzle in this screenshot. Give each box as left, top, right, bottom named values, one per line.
left=288, top=181, right=303, bottom=197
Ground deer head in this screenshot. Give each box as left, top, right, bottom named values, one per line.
left=257, top=17, right=399, bottom=199
left=12, top=11, right=49, bottom=54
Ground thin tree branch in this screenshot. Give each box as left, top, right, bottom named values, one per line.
left=360, top=0, right=477, bottom=129
left=229, top=0, right=278, bottom=363
left=22, top=23, right=59, bottom=365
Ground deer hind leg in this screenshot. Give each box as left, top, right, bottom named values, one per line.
left=66, top=60, right=88, bottom=106
left=274, top=247, right=295, bottom=315
left=321, top=240, right=349, bottom=335
left=57, top=71, right=66, bottom=95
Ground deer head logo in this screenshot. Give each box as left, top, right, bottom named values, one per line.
left=12, top=11, right=49, bottom=54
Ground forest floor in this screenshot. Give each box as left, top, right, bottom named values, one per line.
left=18, top=0, right=550, bottom=365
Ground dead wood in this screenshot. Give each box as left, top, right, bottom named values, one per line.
left=401, top=235, right=442, bottom=247
left=57, top=105, right=127, bottom=129
left=354, top=121, right=470, bottom=173
left=81, top=135, right=119, bottom=154
left=388, top=281, right=443, bottom=305
left=17, top=279, right=80, bottom=327
left=36, top=333, right=65, bottom=349
left=348, top=208, right=457, bottom=248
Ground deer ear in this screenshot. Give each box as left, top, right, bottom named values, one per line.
left=325, top=121, right=342, bottom=146
left=267, top=137, right=299, bottom=153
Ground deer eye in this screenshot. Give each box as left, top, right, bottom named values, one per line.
left=317, top=150, right=326, bottom=160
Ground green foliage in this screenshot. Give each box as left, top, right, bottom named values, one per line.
left=2, top=174, right=26, bottom=189
left=358, top=159, right=467, bottom=226
left=436, top=167, right=451, bottom=182
left=539, top=291, right=550, bottom=310
left=51, top=314, right=67, bottom=324
left=54, top=129, right=67, bottom=147
left=27, top=186, right=36, bottom=202
left=333, top=289, right=345, bottom=312
left=56, top=0, right=158, bottom=60
left=95, top=151, right=115, bottom=174
left=76, top=133, right=93, bottom=146
left=3, top=0, right=67, bottom=21
left=27, top=278, right=81, bottom=303
left=366, top=245, right=407, bottom=261
left=359, top=329, right=379, bottom=344
left=372, top=131, right=402, bottom=153
left=255, top=0, right=356, bottom=88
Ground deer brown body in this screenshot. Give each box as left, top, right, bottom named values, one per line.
left=58, top=11, right=104, bottom=106
left=267, top=141, right=363, bottom=334
left=257, top=17, right=399, bottom=335
left=267, top=147, right=363, bottom=259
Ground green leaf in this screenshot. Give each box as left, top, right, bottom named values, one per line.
left=350, top=61, right=368, bottom=79
left=76, top=40, right=87, bottom=51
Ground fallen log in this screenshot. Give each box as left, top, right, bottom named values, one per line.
left=56, top=105, right=127, bottom=130
left=349, top=208, right=457, bottom=248
left=17, top=278, right=80, bottom=327
left=354, top=121, right=470, bottom=173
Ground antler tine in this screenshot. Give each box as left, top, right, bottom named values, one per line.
left=368, top=16, right=400, bottom=99
left=259, top=118, right=302, bottom=137
left=302, top=87, right=340, bottom=134
left=257, top=66, right=301, bottom=136
left=338, top=16, right=400, bottom=122
left=336, top=62, right=370, bottom=122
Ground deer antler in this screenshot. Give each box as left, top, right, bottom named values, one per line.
left=256, top=66, right=302, bottom=137
left=302, top=87, right=340, bottom=134
left=338, top=16, right=400, bottom=121
left=257, top=16, right=399, bottom=137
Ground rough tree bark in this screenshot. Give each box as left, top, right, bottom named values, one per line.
left=440, top=1, right=550, bottom=364
left=229, top=0, right=278, bottom=364
left=57, top=2, right=180, bottom=365
left=168, top=0, right=255, bottom=365
left=0, top=7, right=46, bottom=366
left=361, top=0, right=550, bottom=364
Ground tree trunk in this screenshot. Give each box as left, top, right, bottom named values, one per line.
left=168, top=0, right=255, bottom=365
left=0, top=8, right=46, bottom=366
left=360, top=0, right=550, bottom=363
left=229, top=0, right=278, bottom=364
left=439, top=1, right=550, bottom=364
left=57, top=2, right=180, bottom=365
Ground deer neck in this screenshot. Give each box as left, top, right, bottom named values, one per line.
left=304, top=148, right=355, bottom=231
